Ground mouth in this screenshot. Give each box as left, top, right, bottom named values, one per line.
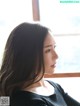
left=51, top=64, right=56, bottom=68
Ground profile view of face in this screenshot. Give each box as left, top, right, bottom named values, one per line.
left=43, top=32, right=58, bottom=74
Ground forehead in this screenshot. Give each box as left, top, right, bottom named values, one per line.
left=44, top=32, right=55, bottom=45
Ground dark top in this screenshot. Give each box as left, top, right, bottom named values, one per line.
left=10, top=80, right=80, bottom=106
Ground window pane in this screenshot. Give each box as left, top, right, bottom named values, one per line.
left=39, top=0, right=80, bottom=34
left=39, top=0, right=80, bottom=73
left=55, top=35, right=80, bottom=73
left=0, top=0, right=33, bottom=66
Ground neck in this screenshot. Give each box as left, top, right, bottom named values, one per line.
left=35, top=78, right=46, bottom=87
left=24, top=78, right=46, bottom=90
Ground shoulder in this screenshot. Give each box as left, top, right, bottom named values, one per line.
left=10, top=90, right=47, bottom=106
left=10, top=90, right=29, bottom=106
left=47, top=80, right=80, bottom=105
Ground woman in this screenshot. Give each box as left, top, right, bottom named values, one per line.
left=0, top=22, right=80, bottom=106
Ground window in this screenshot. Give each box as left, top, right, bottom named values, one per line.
left=39, top=0, right=80, bottom=74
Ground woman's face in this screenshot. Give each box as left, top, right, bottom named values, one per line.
left=43, top=32, right=58, bottom=74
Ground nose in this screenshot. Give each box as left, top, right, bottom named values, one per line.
left=52, top=50, right=58, bottom=59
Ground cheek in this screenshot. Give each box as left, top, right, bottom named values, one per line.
left=44, top=54, right=52, bottom=65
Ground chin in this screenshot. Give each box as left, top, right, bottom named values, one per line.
left=45, top=70, right=55, bottom=75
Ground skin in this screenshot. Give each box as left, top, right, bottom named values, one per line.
left=23, top=32, right=58, bottom=96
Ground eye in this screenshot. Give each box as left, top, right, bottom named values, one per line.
left=54, top=45, right=56, bottom=48
left=45, top=49, right=51, bottom=53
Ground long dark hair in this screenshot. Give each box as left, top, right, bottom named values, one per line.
left=0, top=22, right=48, bottom=96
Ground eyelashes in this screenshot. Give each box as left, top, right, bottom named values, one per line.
left=45, top=49, right=51, bottom=53
left=45, top=45, right=56, bottom=53
left=54, top=45, right=56, bottom=48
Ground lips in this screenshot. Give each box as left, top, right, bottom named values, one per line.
left=51, top=64, right=56, bottom=68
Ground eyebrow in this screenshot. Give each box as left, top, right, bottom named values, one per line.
left=44, top=44, right=52, bottom=48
